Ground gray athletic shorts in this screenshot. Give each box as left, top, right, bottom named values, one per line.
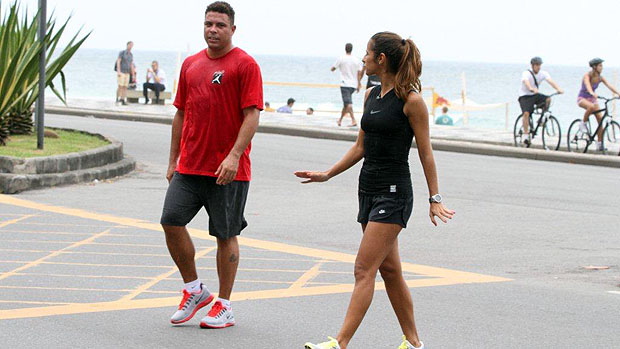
left=160, top=172, right=249, bottom=240
left=340, top=87, right=355, bottom=106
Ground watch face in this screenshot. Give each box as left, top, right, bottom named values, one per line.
left=433, top=194, right=442, bottom=203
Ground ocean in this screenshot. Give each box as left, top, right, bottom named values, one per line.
left=56, top=48, right=619, bottom=130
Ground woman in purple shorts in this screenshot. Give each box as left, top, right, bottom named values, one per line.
left=576, top=58, right=620, bottom=150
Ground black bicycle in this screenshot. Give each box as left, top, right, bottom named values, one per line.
left=513, top=92, right=562, bottom=150
left=567, top=96, right=620, bottom=155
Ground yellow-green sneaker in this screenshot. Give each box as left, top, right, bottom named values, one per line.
left=399, top=335, right=424, bottom=349
left=304, top=336, right=341, bottom=349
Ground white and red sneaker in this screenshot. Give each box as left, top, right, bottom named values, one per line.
left=200, top=301, right=235, bottom=328
left=170, top=285, right=213, bottom=324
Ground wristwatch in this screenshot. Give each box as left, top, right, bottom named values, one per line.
left=429, top=194, right=442, bottom=204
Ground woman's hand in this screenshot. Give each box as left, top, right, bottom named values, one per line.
left=429, top=203, right=455, bottom=226
left=294, top=171, right=330, bottom=184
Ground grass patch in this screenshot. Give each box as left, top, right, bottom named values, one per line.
left=0, top=129, right=109, bottom=158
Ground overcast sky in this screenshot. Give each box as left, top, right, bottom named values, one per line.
left=7, top=0, right=620, bottom=67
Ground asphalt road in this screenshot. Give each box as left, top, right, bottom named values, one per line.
left=0, top=114, right=619, bottom=348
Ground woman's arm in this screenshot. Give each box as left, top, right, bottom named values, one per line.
left=584, top=74, right=596, bottom=97
left=404, top=92, right=455, bottom=225
left=294, top=87, right=373, bottom=183
left=601, top=76, right=620, bottom=96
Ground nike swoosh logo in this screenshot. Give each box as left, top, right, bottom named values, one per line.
left=370, top=110, right=381, bottom=114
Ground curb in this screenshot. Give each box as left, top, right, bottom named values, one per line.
left=0, top=157, right=135, bottom=194
left=0, top=132, right=123, bottom=174
left=46, top=106, right=620, bottom=169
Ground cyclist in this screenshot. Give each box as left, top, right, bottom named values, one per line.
left=576, top=58, right=620, bottom=151
left=518, top=56, right=563, bottom=144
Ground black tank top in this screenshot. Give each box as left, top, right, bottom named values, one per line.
left=359, top=87, right=414, bottom=195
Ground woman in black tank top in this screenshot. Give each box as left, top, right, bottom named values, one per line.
left=297, top=32, right=454, bottom=349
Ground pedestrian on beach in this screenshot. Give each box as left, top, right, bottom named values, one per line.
left=298, top=32, right=455, bottom=349
left=277, top=98, right=295, bottom=113
left=517, top=56, right=563, bottom=145
left=576, top=58, right=620, bottom=151
left=435, top=106, right=453, bottom=125
left=332, top=43, right=362, bottom=127
left=143, top=60, right=167, bottom=104
left=264, top=101, right=275, bottom=112
left=306, top=107, right=314, bottom=115
left=115, top=41, right=134, bottom=105
left=161, top=1, right=263, bottom=329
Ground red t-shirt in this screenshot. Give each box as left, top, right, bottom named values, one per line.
left=173, top=47, right=263, bottom=181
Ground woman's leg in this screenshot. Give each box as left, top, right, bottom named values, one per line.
left=578, top=99, right=595, bottom=123
left=336, top=222, right=402, bottom=348
left=379, top=238, right=422, bottom=347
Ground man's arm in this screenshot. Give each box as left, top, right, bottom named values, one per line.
left=166, top=110, right=185, bottom=182
left=523, top=79, right=537, bottom=94
left=116, top=58, right=122, bottom=75
left=546, top=78, right=563, bottom=93
left=214, top=107, right=260, bottom=185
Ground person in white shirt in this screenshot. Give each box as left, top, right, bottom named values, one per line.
left=517, top=57, right=563, bottom=143
left=331, top=43, right=362, bottom=127
left=143, top=60, right=167, bottom=104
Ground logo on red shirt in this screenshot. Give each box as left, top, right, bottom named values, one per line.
left=212, top=71, right=224, bottom=84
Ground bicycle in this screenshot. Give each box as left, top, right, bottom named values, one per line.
left=567, top=96, right=620, bottom=155
left=513, top=92, right=562, bottom=150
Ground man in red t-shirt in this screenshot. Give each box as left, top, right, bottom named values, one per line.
left=160, top=1, right=263, bottom=329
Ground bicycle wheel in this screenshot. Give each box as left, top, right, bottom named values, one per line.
left=567, top=119, right=590, bottom=153
left=602, top=120, right=620, bottom=155
left=542, top=115, right=562, bottom=150
left=513, top=114, right=533, bottom=148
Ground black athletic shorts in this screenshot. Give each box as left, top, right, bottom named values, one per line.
left=518, top=93, right=548, bottom=114
left=160, top=172, right=249, bottom=240
left=357, top=191, right=414, bottom=228
left=340, top=87, right=355, bottom=106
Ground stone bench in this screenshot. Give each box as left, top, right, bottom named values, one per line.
left=126, top=89, right=172, bottom=105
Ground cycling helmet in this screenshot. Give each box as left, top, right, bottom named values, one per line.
left=530, top=56, right=543, bottom=65
left=589, top=58, right=604, bottom=67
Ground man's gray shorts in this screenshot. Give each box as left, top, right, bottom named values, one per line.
left=160, top=172, right=249, bottom=240
left=340, top=86, right=355, bottom=106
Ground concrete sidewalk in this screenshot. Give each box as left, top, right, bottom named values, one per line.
left=45, top=97, right=620, bottom=168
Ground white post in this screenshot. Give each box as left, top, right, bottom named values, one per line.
left=505, top=103, right=510, bottom=130
left=461, top=72, right=468, bottom=126
left=613, top=70, right=618, bottom=118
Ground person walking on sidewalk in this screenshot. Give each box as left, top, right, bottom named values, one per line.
left=115, top=41, right=134, bottom=105
left=332, top=43, right=363, bottom=127
left=298, top=32, right=455, bottom=349
left=160, top=1, right=263, bottom=329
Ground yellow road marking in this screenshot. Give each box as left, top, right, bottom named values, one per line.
left=0, top=215, right=36, bottom=229
left=0, top=194, right=511, bottom=320
left=0, top=229, right=110, bottom=281
left=119, top=246, right=216, bottom=301
left=289, top=261, right=326, bottom=289
left=0, top=239, right=212, bottom=249
left=0, top=300, right=73, bottom=306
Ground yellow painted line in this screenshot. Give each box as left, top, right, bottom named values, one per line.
left=12, top=272, right=153, bottom=280
left=0, top=239, right=212, bottom=249
left=0, top=214, right=36, bottom=229
left=0, top=229, right=110, bottom=282
left=0, top=276, right=493, bottom=321
left=0, top=194, right=511, bottom=321
left=289, top=261, right=326, bottom=289
left=119, top=246, right=216, bottom=301
left=0, top=300, right=73, bottom=306
left=0, top=230, right=154, bottom=238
